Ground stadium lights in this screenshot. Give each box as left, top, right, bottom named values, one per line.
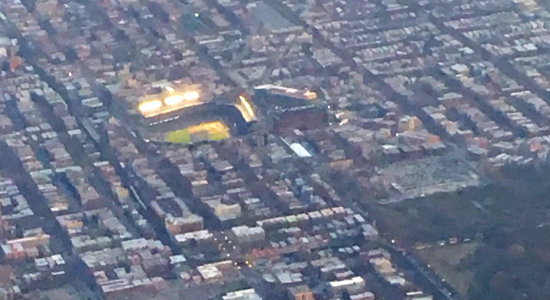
left=183, top=90, right=200, bottom=101
left=138, top=100, right=162, bottom=112
left=138, top=88, right=201, bottom=118
left=303, top=90, right=317, bottom=100
left=162, top=90, right=200, bottom=106
left=164, top=94, right=184, bottom=105
left=238, top=95, right=256, bottom=121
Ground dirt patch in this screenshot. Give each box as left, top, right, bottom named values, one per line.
left=416, top=242, right=478, bottom=295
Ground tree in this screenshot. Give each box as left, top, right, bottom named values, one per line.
left=81, top=214, right=89, bottom=226
left=149, top=2, right=169, bottom=23
left=342, top=290, right=351, bottom=300
left=1, top=61, right=10, bottom=72
left=10, top=197, right=19, bottom=208
left=221, top=50, right=233, bottom=62
left=65, top=48, right=78, bottom=63
left=17, top=39, right=36, bottom=59
left=15, top=224, right=23, bottom=238
left=114, top=29, right=128, bottom=42
left=301, top=42, right=313, bottom=56
left=90, top=215, right=99, bottom=226
left=182, top=14, right=201, bottom=32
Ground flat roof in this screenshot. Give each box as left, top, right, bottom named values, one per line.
left=290, top=143, right=312, bottom=158
left=248, top=2, right=293, bottom=30
left=255, top=84, right=317, bottom=100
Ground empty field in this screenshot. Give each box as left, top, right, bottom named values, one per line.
left=416, top=242, right=479, bottom=295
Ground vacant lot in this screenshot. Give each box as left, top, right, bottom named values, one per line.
left=416, top=242, right=478, bottom=295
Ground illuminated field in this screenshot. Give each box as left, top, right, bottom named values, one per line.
left=165, top=121, right=230, bottom=144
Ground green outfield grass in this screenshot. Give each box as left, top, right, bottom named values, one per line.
left=165, top=121, right=230, bottom=144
